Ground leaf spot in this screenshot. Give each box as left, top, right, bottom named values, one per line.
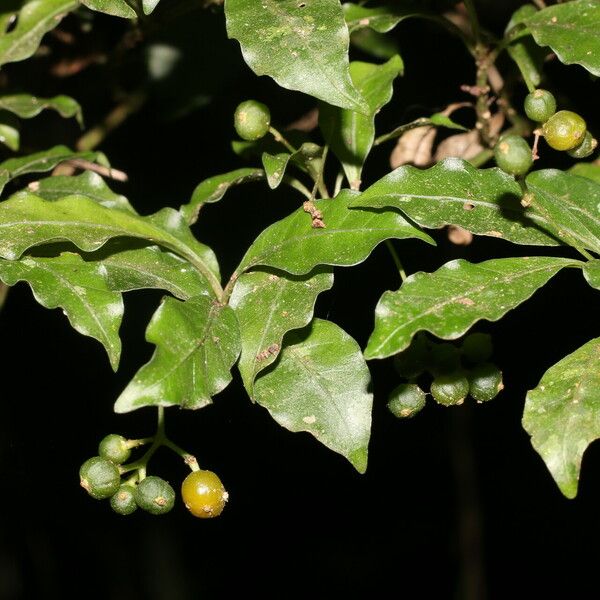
left=302, top=415, right=317, bottom=424
left=457, top=297, right=475, bottom=306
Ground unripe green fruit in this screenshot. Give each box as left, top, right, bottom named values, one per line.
left=524, top=89, right=557, bottom=123
left=567, top=130, right=598, bottom=159
left=182, top=470, right=228, bottom=518
left=135, top=476, right=175, bottom=515
left=98, top=434, right=131, bottom=465
left=79, top=457, right=121, bottom=500
left=110, top=485, right=138, bottom=515
left=543, top=110, right=587, bottom=151
left=430, top=373, right=469, bottom=406
left=468, top=362, right=503, bottom=402
left=461, top=332, right=493, bottom=364
left=494, top=135, right=533, bottom=176
left=234, top=100, right=271, bottom=141
left=387, top=383, right=426, bottom=418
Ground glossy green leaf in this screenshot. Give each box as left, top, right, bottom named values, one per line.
left=0, top=192, right=222, bottom=297
left=143, top=0, right=160, bottom=15
left=569, top=162, right=600, bottom=185
left=0, top=112, right=19, bottom=151
left=237, top=189, right=433, bottom=276
left=343, top=3, right=418, bottom=33
left=526, top=169, right=600, bottom=255
left=225, top=0, right=368, bottom=113
left=526, top=1, right=600, bottom=76
left=0, top=94, right=83, bottom=126
left=261, top=153, right=291, bottom=189
left=254, top=319, right=372, bottom=472
left=350, top=27, right=400, bottom=60
left=320, top=56, right=403, bottom=190
left=80, top=0, right=136, bottom=18
left=230, top=267, right=334, bottom=396
left=353, top=158, right=561, bottom=246
left=0, top=0, right=78, bottom=67
left=114, top=295, right=241, bottom=412
left=365, top=256, right=580, bottom=359
left=0, top=252, right=123, bottom=369
left=523, top=337, right=600, bottom=498
left=582, top=260, right=600, bottom=290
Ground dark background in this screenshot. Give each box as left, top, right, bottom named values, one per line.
left=1, top=1, right=599, bottom=598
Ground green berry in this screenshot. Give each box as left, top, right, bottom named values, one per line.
left=387, top=383, right=427, bottom=418
left=494, top=135, right=533, bottom=176
left=543, top=110, right=587, bottom=151
left=79, top=457, right=121, bottom=500
left=110, top=484, right=138, bottom=515
left=567, top=130, right=598, bottom=159
left=468, top=362, right=503, bottom=402
left=181, top=470, right=228, bottom=518
left=524, top=89, right=557, bottom=123
left=234, top=100, right=271, bottom=141
left=98, top=434, right=131, bottom=465
left=429, top=342, right=461, bottom=375
left=461, top=332, right=493, bottom=364
left=135, top=476, right=175, bottom=515
left=393, top=333, right=430, bottom=379
left=430, top=372, right=469, bottom=406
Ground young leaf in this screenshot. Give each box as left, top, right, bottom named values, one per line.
left=225, top=0, right=368, bottom=113
left=526, top=169, right=600, bottom=255
left=526, top=1, right=600, bottom=76
left=319, top=56, right=403, bottom=190
left=237, top=189, right=433, bottom=276
left=143, top=0, right=160, bottom=15
left=343, top=3, right=419, bottom=33
left=523, top=337, right=600, bottom=498
left=0, top=0, right=78, bottom=67
left=114, top=296, right=241, bottom=413
left=353, top=158, right=561, bottom=247
left=80, top=0, right=137, bottom=18
left=569, top=163, right=600, bottom=185
left=0, top=252, right=123, bottom=370
left=261, top=153, right=291, bottom=189
left=365, top=256, right=581, bottom=360
left=582, top=260, right=600, bottom=290
left=254, top=319, right=372, bottom=473
left=230, top=267, right=334, bottom=396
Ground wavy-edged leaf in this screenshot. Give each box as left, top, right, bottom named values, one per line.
left=526, top=1, right=600, bottom=76
left=80, top=0, right=136, bottom=18
left=225, top=0, right=368, bottom=113
left=0, top=0, right=78, bottom=67
left=583, top=260, right=600, bottom=290
left=353, top=158, right=561, bottom=246
left=342, top=3, right=422, bottom=33
left=0, top=252, right=123, bottom=369
left=569, top=162, right=600, bottom=185
left=254, top=319, right=372, bottom=472
left=526, top=169, right=600, bottom=255
left=237, top=189, right=433, bottom=276
left=523, top=337, right=600, bottom=498
left=114, top=295, right=241, bottom=412
left=0, top=94, right=82, bottom=126
left=365, top=256, right=580, bottom=359
left=0, top=112, right=19, bottom=151
left=320, top=56, right=403, bottom=190
left=230, top=267, right=334, bottom=396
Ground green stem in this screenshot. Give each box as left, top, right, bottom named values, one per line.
left=269, top=126, right=297, bottom=154
left=374, top=118, right=432, bottom=147
left=468, top=149, right=494, bottom=168
left=385, top=240, right=407, bottom=283
left=314, top=145, right=330, bottom=200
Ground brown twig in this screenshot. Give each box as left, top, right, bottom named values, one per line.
left=51, top=159, right=128, bottom=182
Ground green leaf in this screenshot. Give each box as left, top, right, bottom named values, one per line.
left=342, top=3, right=418, bottom=33
left=237, top=189, right=434, bottom=276
left=569, top=162, right=600, bottom=185
left=526, top=169, right=600, bottom=255
left=254, top=319, right=372, bottom=472
left=0, top=94, right=83, bottom=126
left=365, top=256, right=580, bottom=360
left=582, top=260, right=600, bottom=290
left=181, top=168, right=264, bottom=223
left=429, top=113, right=468, bottom=131
left=0, top=192, right=222, bottom=297
left=526, top=0, right=600, bottom=76
left=349, top=27, right=400, bottom=60
left=353, top=158, right=561, bottom=247
left=0, top=112, right=19, bottom=151
left=80, top=0, right=137, bottom=18
left=261, top=153, right=291, bottom=189
left=319, top=56, right=403, bottom=190
left=230, top=267, right=334, bottom=396
left=225, top=0, right=368, bottom=113
left=114, top=295, right=241, bottom=412
left=523, top=337, right=600, bottom=498
left=0, top=252, right=123, bottom=369
left=143, top=0, right=160, bottom=15
left=0, top=0, right=78, bottom=67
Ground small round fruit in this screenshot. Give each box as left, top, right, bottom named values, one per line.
left=461, top=332, right=493, bottom=364
left=524, top=89, right=557, bottom=123
left=135, top=476, right=175, bottom=515
left=494, top=135, right=533, bottom=176
left=234, top=100, right=271, bottom=141
left=110, top=485, right=138, bottom=515
left=387, top=383, right=427, bottom=418
left=468, top=362, right=503, bottom=402
left=430, top=373, right=469, bottom=406
left=543, top=110, right=587, bottom=151
left=181, top=470, right=228, bottom=519
left=567, top=130, right=598, bottom=159
left=98, top=434, right=131, bottom=465
left=79, top=457, right=121, bottom=500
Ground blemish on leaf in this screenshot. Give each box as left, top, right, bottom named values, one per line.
left=302, top=415, right=317, bottom=424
